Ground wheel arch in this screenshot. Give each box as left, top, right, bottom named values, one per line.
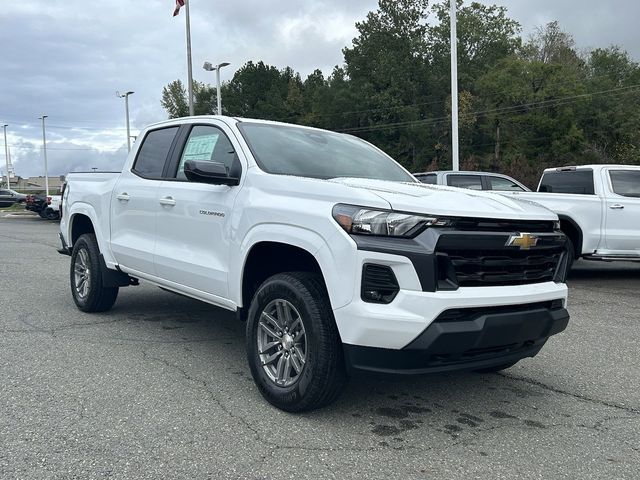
left=67, top=203, right=116, bottom=266
left=558, top=214, right=583, bottom=258
left=231, top=223, right=356, bottom=315
left=240, top=241, right=325, bottom=318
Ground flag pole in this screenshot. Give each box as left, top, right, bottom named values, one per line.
left=184, top=0, right=194, bottom=116
left=450, top=0, right=459, bottom=171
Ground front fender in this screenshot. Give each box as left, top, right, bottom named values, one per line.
left=230, top=223, right=357, bottom=310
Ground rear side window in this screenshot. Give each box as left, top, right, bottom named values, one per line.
left=538, top=170, right=594, bottom=194
left=447, top=174, right=483, bottom=190
left=609, top=170, right=640, bottom=197
left=416, top=174, right=437, bottom=184
left=487, top=176, right=526, bottom=192
left=132, top=127, right=179, bottom=178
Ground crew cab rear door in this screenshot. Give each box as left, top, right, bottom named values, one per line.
left=604, top=167, right=640, bottom=253
left=153, top=121, right=243, bottom=301
left=110, top=126, right=180, bottom=275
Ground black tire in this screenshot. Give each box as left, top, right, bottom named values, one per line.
left=246, top=272, right=347, bottom=412
left=46, top=210, right=60, bottom=221
left=474, top=361, right=518, bottom=373
left=70, top=233, right=119, bottom=312
left=38, top=210, right=47, bottom=218
left=565, top=237, right=575, bottom=273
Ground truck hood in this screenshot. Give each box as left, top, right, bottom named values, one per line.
left=328, top=178, right=558, bottom=221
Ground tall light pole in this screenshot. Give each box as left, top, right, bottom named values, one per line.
left=203, top=62, right=230, bottom=115
left=117, top=91, right=134, bottom=152
left=450, top=0, right=460, bottom=171
left=185, top=0, right=194, bottom=116
left=2, top=124, right=9, bottom=189
left=38, top=115, right=49, bottom=196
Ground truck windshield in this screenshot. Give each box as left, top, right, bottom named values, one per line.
left=237, top=122, right=415, bottom=182
left=538, top=170, right=595, bottom=194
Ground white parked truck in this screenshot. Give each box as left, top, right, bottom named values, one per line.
left=506, top=165, right=640, bottom=266
left=59, top=116, right=571, bottom=411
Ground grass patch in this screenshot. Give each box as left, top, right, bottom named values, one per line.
left=0, top=202, right=27, bottom=212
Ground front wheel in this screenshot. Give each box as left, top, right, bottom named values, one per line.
left=70, top=234, right=119, bottom=312
left=246, top=272, right=347, bottom=412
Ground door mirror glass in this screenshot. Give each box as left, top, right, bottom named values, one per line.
left=183, top=160, right=239, bottom=186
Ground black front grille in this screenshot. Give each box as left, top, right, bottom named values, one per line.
left=450, top=218, right=556, bottom=233
left=438, top=248, right=563, bottom=287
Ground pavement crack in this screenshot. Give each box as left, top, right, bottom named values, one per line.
left=500, top=373, right=640, bottom=415
left=140, top=349, right=262, bottom=442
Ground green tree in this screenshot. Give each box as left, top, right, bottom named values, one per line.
left=161, top=79, right=216, bottom=118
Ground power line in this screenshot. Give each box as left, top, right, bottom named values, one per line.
left=338, top=84, right=640, bottom=134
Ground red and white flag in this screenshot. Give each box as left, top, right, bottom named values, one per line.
left=173, top=0, right=185, bottom=17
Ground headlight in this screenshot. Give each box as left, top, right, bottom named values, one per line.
left=332, top=204, right=451, bottom=237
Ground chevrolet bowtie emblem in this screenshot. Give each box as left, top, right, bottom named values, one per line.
left=506, top=233, right=539, bottom=250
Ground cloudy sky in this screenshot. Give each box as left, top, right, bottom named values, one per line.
left=1, top=0, right=638, bottom=179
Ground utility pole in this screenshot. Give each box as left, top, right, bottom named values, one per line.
left=450, top=0, right=459, bottom=171
left=2, top=124, right=9, bottom=189
left=117, top=91, right=134, bottom=152
left=39, top=115, right=49, bottom=197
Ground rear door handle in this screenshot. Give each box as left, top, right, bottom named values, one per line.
left=116, top=193, right=130, bottom=201
left=609, top=204, right=624, bottom=210
left=159, top=196, right=176, bottom=206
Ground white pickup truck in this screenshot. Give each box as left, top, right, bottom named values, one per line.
left=59, top=116, right=570, bottom=411
left=507, top=165, right=640, bottom=266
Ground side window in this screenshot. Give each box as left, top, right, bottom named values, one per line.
left=488, top=176, right=525, bottom=192
left=416, top=174, right=437, bottom=184
left=132, top=127, right=179, bottom=178
left=176, top=125, right=236, bottom=180
left=609, top=170, right=640, bottom=197
left=448, top=174, right=483, bottom=190
left=539, top=170, right=595, bottom=194
left=0, top=190, right=9, bottom=196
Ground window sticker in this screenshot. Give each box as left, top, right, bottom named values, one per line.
left=183, top=133, right=220, bottom=162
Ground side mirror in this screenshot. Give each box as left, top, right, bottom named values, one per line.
left=183, top=160, right=239, bottom=186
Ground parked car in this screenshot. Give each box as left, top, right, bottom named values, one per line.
left=59, top=116, right=570, bottom=412
left=43, top=195, right=61, bottom=220
left=25, top=194, right=48, bottom=217
left=0, top=189, right=27, bottom=207
left=502, top=165, right=640, bottom=267
left=24, top=194, right=61, bottom=219
left=413, top=170, right=530, bottom=192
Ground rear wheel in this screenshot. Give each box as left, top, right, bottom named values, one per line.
left=70, top=234, right=119, bottom=312
left=246, top=272, right=347, bottom=412
left=45, top=209, right=60, bottom=221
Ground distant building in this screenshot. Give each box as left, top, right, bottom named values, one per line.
left=9, top=175, right=66, bottom=194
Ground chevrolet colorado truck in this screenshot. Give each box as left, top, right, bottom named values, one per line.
left=505, top=165, right=640, bottom=267
left=59, top=116, right=570, bottom=412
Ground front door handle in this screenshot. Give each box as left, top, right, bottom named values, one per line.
left=116, top=193, right=130, bottom=201
left=609, top=204, right=624, bottom=210
left=159, top=196, right=176, bottom=206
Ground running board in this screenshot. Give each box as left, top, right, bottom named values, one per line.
left=583, top=255, right=640, bottom=262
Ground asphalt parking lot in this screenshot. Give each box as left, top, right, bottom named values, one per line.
left=1, top=214, right=639, bottom=479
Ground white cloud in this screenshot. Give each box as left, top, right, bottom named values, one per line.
left=1, top=0, right=638, bottom=177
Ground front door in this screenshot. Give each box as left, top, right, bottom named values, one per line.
left=154, top=123, right=243, bottom=299
left=604, top=168, right=640, bottom=253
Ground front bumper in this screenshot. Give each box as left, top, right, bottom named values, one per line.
left=343, top=301, right=568, bottom=374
